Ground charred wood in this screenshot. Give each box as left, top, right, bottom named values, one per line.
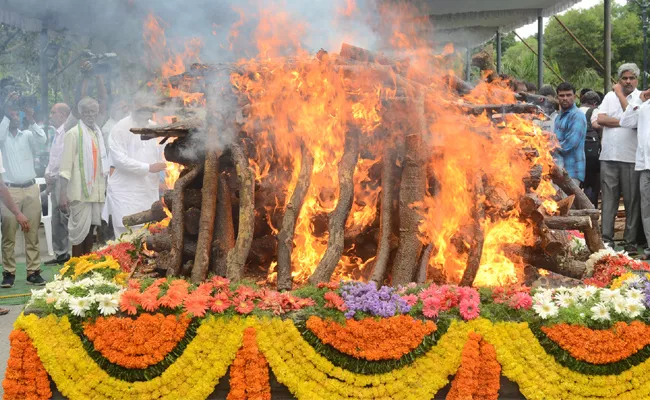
left=460, top=174, right=486, bottom=287
left=130, top=118, right=203, bottom=140
left=164, top=136, right=205, bottom=166
left=277, top=144, right=314, bottom=291
left=211, top=173, right=235, bottom=277
left=226, top=142, right=255, bottom=281
left=370, top=146, right=398, bottom=284
left=147, top=233, right=197, bottom=258
left=309, top=130, right=360, bottom=285
left=465, top=103, right=543, bottom=115
left=168, top=165, right=203, bottom=276
left=164, top=189, right=202, bottom=211
left=416, top=244, right=433, bottom=284
left=392, top=133, right=426, bottom=286
left=122, top=200, right=167, bottom=227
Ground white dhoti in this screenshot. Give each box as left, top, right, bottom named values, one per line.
left=68, top=201, right=103, bottom=245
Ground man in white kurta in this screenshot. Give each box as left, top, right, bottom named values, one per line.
left=103, top=109, right=166, bottom=238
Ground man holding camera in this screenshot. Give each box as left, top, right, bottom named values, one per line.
left=0, top=92, right=47, bottom=288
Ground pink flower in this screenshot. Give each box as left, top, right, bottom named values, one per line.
left=458, top=286, right=479, bottom=304
left=422, top=296, right=440, bottom=318
left=509, top=292, right=533, bottom=310
left=401, top=294, right=418, bottom=306
left=459, top=298, right=480, bottom=320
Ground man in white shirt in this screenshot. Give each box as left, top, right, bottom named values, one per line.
left=597, top=63, right=642, bottom=252
left=620, top=88, right=650, bottom=258
left=44, top=103, right=71, bottom=265
left=103, top=101, right=166, bottom=238
left=0, top=96, right=47, bottom=286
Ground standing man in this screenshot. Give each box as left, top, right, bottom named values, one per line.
left=580, top=91, right=603, bottom=208
left=597, top=63, right=642, bottom=252
left=58, top=97, right=109, bottom=256
left=620, top=88, right=650, bottom=259
left=553, top=82, right=587, bottom=186
left=103, top=100, right=166, bottom=238
left=43, top=103, right=71, bottom=265
left=0, top=94, right=46, bottom=286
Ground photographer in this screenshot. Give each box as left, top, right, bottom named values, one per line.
left=0, top=91, right=47, bottom=288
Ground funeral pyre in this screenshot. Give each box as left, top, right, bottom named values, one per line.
left=125, top=16, right=604, bottom=290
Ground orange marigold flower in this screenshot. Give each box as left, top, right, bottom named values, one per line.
left=227, top=328, right=270, bottom=400
left=306, top=315, right=436, bottom=361
left=3, top=330, right=52, bottom=400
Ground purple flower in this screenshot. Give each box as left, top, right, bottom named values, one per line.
left=339, top=281, right=411, bottom=319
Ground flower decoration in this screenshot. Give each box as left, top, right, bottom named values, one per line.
left=227, top=327, right=271, bottom=400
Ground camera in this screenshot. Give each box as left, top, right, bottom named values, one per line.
left=82, top=50, right=118, bottom=75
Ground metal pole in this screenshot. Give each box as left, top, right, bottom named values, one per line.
left=643, top=4, right=648, bottom=88
left=39, top=28, right=49, bottom=127
left=538, top=14, right=544, bottom=88
left=604, top=0, right=612, bottom=92
left=496, top=29, right=502, bottom=75
left=465, top=46, right=471, bottom=81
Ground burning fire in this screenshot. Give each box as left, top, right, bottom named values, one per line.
left=143, top=3, right=562, bottom=287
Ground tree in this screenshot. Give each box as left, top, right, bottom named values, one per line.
left=501, top=37, right=563, bottom=88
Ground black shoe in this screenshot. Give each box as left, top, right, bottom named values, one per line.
left=624, top=243, right=639, bottom=256
left=44, top=253, right=70, bottom=266
left=1, top=272, right=15, bottom=288
left=26, top=272, right=46, bottom=286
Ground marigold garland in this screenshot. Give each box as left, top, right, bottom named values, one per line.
left=540, top=321, right=650, bottom=364
left=2, top=330, right=52, bottom=400
left=83, top=313, right=192, bottom=369
left=305, top=315, right=436, bottom=361
left=14, top=313, right=245, bottom=400
left=446, top=332, right=482, bottom=399
left=476, top=339, right=500, bottom=400
left=227, top=327, right=271, bottom=400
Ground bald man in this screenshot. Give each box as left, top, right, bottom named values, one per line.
left=44, top=102, right=72, bottom=265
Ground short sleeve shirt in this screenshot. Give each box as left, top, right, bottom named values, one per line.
left=0, top=149, right=5, bottom=174
left=599, top=90, right=640, bottom=163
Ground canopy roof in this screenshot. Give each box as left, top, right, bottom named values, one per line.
left=0, top=0, right=581, bottom=49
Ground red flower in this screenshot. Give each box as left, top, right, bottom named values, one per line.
left=210, top=292, right=232, bottom=313
left=211, top=276, right=231, bottom=290
left=183, top=292, right=211, bottom=317
left=235, top=297, right=255, bottom=314
left=235, top=285, right=257, bottom=300
left=119, top=290, right=142, bottom=315
left=324, top=292, right=347, bottom=311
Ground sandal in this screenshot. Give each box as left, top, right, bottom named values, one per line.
left=0, top=308, right=9, bottom=316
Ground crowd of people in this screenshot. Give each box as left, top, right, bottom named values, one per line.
left=0, top=63, right=166, bottom=316
left=532, top=62, right=650, bottom=260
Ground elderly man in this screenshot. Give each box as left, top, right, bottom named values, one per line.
left=0, top=93, right=46, bottom=287
left=43, top=103, right=72, bottom=265
left=597, top=63, right=642, bottom=252
left=554, top=82, right=587, bottom=185
left=103, top=101, right=166, bottom=238
left=59, top=97, right=109, bottom=256
left=620, top=88, right=650, bottom=259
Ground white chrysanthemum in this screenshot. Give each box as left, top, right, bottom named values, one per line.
left=54, top=293, right=70, bottom=310
left=590, top=302, right=611, bottom=321
left=599, top=289, right=620, bottom=304
left=625, top=288, right=644, bottom=304
left=625, top=299, right=645, bottom=318
left=97, top=294, right=119, bottom=315
left=30, top=288, right=47, bottom=300
left=533, top=289, right=554, bottom=303
left=68, top=296, right=92, bottom=317
left=580, top=286, right=598, bottom=300
left=623, top=274, right=643, bottom=287
left=533, top=300, right=559, bottom=319
left=554, top=292, right=574, bottom=308
left=613, top=296, right=628, bottom=314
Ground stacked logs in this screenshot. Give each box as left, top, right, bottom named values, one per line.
left=126, top=42, right=603, bottom=287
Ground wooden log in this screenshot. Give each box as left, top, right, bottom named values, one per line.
left=309, top=130, right=360, bottom=284
left=122, top=200, right=167, bottom=227
left=147, top=233, right=197, bottom=257
left=130, top=117, right=203, bottom=140
left=550, top=166, right=604, bottom=252
left=567, top=209, right=600, bottom=217
left=168, top=165, right=203, bottom=276
left=191, top=131, right=219, bottom=284
left=164, top=189, right=202, bottom=211
left=226, top=142, right=255, bottom=281
left=464, top=103, right=543, bottom=115
left=370, top=146, right=398, bottom=284
left=511, top=245, right=588, bottom=279
left=556, top=195, right=575, bottom=216
left=460, top=174, right=486, bottom=287
left=277, top=144, right=314, bottom=291
left=416, top=244, right=433, bottom=284
left=544, top=215, right=592, bottom=231
left=392, top=133, right=427, bottom=286
left=340, top=43, right=393, bottom=64
left=523, top=164, right=542, bottom=191
left=164, top=136, right=205, bottom=166
left=184, top=208, right=202, bottom=236
left=210, top=173, right=235, bottom=277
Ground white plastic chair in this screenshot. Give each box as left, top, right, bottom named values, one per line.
left=35, top=177, right=54, bottom=256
